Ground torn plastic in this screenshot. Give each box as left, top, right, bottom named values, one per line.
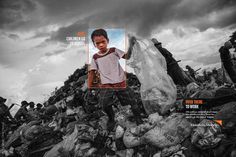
left=123, top=127, right=144, bottom=148
left=142, top=113, right=191, bottom=148
left=127, top=39, right=177, bottom=115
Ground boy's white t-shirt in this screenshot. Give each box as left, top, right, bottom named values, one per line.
left=90, top=47, right=126, bottom=84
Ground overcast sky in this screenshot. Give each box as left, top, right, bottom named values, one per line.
left=0, top=0, right=236, bottom=106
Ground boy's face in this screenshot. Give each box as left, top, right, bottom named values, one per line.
left=93, top=35, right=108, bottom=52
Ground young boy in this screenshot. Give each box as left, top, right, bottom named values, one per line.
left=88, top=29, right=142, bottom=130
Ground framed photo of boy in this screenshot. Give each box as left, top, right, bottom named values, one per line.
left=87, top=28, right=127, bottom=89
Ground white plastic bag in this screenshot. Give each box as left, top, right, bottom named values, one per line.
left=127, top=39, right=177, bottom=115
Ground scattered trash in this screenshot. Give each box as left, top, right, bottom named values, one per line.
left=143, top=113, right=191, bottom=148
left=1, top=38, right=236, bottom=157
left=191, top=119, right=223, bottom=150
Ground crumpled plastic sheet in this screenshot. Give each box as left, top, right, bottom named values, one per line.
left=122, top=113, right=191, bottom=149
left=186, top=82, right=200, bottom=98
left=123, top=127, right=144, bottom=148
left=44, top=122, right=100, bottom=157
left=143, top=113, right=192, bottom=148
left=44, top=124, right=92, bottom=157
left=115, top=125, right=125, bottom=139
left=127, top=39, right=177, bottom=115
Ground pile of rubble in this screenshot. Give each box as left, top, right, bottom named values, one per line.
left=1, top=63, right=236, bottom=157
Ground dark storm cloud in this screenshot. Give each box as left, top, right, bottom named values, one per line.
left=40, top=0, right=183, bottom=38
left=38, top=0, right=236, bottom=42
left=39, top=0, right=181, bottom=43
left=35, top=0, right=98, bottom=20
left=0, top=0, right=37, bottom=30
left=174, top=0, right=236, bottom=31
left=1, top=0, right=236, bottom=37
left=173, top=0, right=235, bottom=19
left=194, top=53, right=220, bottom=66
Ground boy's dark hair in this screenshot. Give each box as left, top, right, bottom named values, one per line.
left=91, top=29, right=109, bottom=42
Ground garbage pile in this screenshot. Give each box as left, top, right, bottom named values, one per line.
left=1, top=43, right=236, bottom=157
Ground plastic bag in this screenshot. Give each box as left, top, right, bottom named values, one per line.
left=186, top=82, right=199, bottom=97
left=123, top=127, right=144, bottom=148
left=115, top=125, right=125, bottom=139
left=142, top=113, right=191, bottom=148
left=148, top=112, right=163, bottom=125
left=127, top=39, right=177, bottom=115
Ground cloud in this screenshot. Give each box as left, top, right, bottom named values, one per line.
left=0, top=65, right=27, bottom=104
left=194, top=53, right=220, bottom=65
left=44, top=49, right=65, bottom=56
left=22, top=47, right=87, bottom=103
left=29, top=32, right=51, bottom=39
left=0, top=0, right=38, bottom=30
left=0, top=45, right=87, bottom=104
left=8, top=33, right=20, bottom=40
left=151, top=26, right=234, bottom=71
left=40, top=0, right=183, bottom=39
left=0, top=34, right=46, bottom=68
left=1, top=0, right=236, bottom=37
left=37, top=0, right=236, bottom=43
left=28, top=25, right=59, bottom=39
left=192, top=5, right=236, bottom=31
left=24, top=81, right=64, bottom=103
left=46, top=20, right=89, bottom=43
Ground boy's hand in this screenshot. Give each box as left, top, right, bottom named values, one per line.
left=129, top=36, right=136, bottom=46
left=124, top=34, right=137, bottom=60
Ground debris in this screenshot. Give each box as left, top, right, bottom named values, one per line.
left=2, top=44, right=236, bottom=157
left=115, top=125, right=125, bottom=139
left=191, top=119, right=223, bottom=150
left=143, top=113, right=191, bottom=148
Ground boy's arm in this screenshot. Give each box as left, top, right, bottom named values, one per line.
left=88, top=70, right=96, bottom=88
left=122, top=36, right=136, bottom=60
left=122, top=45, right=133, bottom=60
left=89, top=56, right=98, bottom=88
